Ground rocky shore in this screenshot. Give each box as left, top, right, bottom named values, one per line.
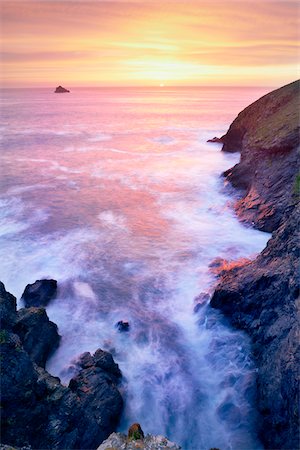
left=0, top=281, right=123, bottom=449
left=210, top=80, right=300, bottom=449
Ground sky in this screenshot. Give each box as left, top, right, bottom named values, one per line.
left=1, top=0, right=299, bottom=87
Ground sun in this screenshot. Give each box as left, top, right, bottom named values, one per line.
left=159, top=83, right=165, bottom=87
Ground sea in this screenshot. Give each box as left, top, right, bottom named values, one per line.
left=0, top=86, right=271, bottom=450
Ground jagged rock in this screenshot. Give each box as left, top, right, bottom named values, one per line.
left=207, top=136, right=223, bottom=143
left=69, top=349, right=123, bottom=443
left=210, top=80, right=300, bottom=449
left=193, top=292, right=210, bottom=313
left=211, top=202, right=299, bottom=449
left=221, top=79, right=300, bottom=232
left=21, top=279, right=57, bottom=308
left=97, top=431, right=181, bottom=450
left=0, top=281, right=17, bottom=330
left=116, top=320, right=130, bottom=332
left=14, top=307, right=60, bottom=368
left=54, top=86, right=70, bottom=93
left=1, top=282, right=123, bottom=449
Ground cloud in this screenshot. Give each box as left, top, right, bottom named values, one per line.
left=1, top=0, right=299, bottom=86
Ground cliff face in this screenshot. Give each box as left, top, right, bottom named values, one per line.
left=211, top=81, right=300, bottom=449
left=222, top=79, right=299, bottom=232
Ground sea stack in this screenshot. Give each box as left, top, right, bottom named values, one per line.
left=54, top=85, right=70, bottom=93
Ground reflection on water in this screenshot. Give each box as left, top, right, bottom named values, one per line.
left=0, top=86, right=271, bottom=449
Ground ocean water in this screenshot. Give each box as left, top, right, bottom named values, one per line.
left=1, top=86, right=271, bottom=450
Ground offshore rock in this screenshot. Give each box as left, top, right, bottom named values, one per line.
left=21, top=279, right=57, bottom=307
left=97, top=432, right=181, bottom=450
left=211, top=80, right=300, bottom=449
left=54, top=85, right=70, bottom=93
left=221, top=79, right=300, bottom=232
left=1, top=282, right=123, bottom=449
left=116, top=320, right=130, bottom=332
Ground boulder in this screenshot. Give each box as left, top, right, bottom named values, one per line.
left=21, top=279, right=57, bottom=308
left=69, top=350, right=123, bottom=444
left=116, top=320, right=130, bottom=332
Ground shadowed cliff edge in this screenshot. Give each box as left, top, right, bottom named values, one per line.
left=210, top=80, right=300, bottom=450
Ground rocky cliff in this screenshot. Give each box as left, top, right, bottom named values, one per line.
left=210, top=80, right=300, bottom=449
left=0, top=282, right=123, bottom=449
left=222, top=79, right=299, bottom=232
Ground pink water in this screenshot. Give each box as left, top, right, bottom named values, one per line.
left=1, top=86, right=271, bottom=449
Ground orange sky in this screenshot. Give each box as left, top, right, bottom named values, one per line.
left=1, top=0, right=299, bottom=87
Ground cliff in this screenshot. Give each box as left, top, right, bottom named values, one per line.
left=210, top=81, right=300, bottom=449
left=222, top=79, right=299, bottom=232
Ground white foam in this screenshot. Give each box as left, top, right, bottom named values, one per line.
left=98, top=210, right=128, bottom=230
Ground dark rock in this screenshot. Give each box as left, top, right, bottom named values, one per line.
left=116, top=320, right=130, bottom=332
left=217, top=400, right=241, bottom=426
left=21, top=279, right=57, bottom=308
left=69, top=350, right=123, bottom=445
left=0, top=281, right=17, bottom=330
left=211, top=203, right=300, bottom=449
left=54, top=85, right=70, bottom=93
left=221, top=80, right=300, bottom=232
left=14, top=307, right=61, bottom=368
left=193, top=292, right=210, bottom=313
left=210, top=81, right=300, bottom=449
left=1, top=282, right=123, bottom=449
left=207, top=136, right=223, bottom=143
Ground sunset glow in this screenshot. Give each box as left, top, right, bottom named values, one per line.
left=1, top=0, right=299, bottom=87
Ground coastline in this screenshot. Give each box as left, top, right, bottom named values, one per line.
left=210, top=79, right=300, bottom=449
left=0, top=81, right=299, bottom=450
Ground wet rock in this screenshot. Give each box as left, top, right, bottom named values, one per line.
left=69, top=349, right=123, bottom=444
left=54, top=85, right=70, bottom=93
left=211, top=204, right=300, bottom=449
left=128, top=423, right=144, bottom=441
left=116, top=320, right=130, bottom=332
left=1, top=281, right=123, bottom=449
left=97, top=431, right=181, bottom=450
left=14, top=307, right=60, bottom=368
left=21, top=279, right=57, bottom=308
left=0, top=281, right=17, bottom=330
left=211, top=81, right=300, bottom=449
left=217, top=400, right=241, bottom=426
left=193, top=292, right=210, bottom=313
left=207, top=136, right=223, bottom=143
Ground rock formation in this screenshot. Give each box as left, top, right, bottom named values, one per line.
left=0, top=281, right=123, bottom=449
left=210, top=80, right=300, bottom=449
left=222, top=79, right=299, bottom=232
left=54, top=86, right=70, bottom=93
left=97, top=423, right=181, bottom=450
left=21, top=279, right=57, bottom=307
